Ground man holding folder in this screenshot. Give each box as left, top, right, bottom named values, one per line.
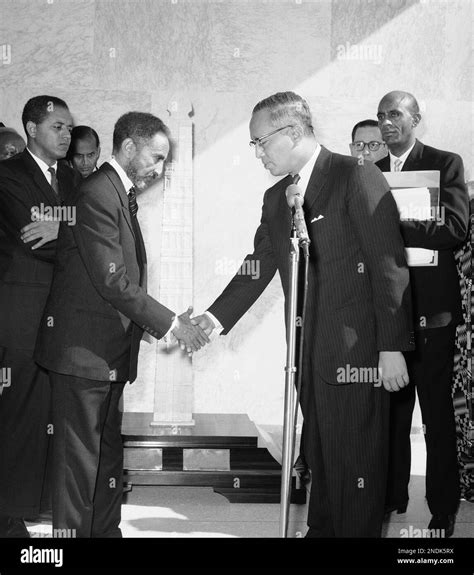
left=376, top=91, right=469, bottom=537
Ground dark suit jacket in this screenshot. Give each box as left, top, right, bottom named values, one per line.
left=376, top=139, right=469, bottom=330
left=34, top=162, right=175, bottom=383
left=208, top=146, right=414, bottom=384
left=0, top=149, right=78, bottom=356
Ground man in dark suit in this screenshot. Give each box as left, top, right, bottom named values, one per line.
left=34, top=111, right=208, bottom=538
left=0, top=95, right=78, bottom=537
left=376, top=91, right=469, bottom=537
left=349, top=119, right=387, bottom=164
left=192, top=92, right=414, bottom=537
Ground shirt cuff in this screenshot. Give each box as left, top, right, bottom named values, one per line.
left=160, top=315, right=179, bottom=343
left=205, top=311, right=223, bottom=335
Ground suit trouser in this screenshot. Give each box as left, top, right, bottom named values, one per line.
left=49, top=372, right=125, bottom=538
left=302, top=362, right=389, bottom=537
left=0, top=348, right=52, bottom=517
left=386, top=326, right=460, bottom=515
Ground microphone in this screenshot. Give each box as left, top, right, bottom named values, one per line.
left=286, top=183, right=310, bottom=248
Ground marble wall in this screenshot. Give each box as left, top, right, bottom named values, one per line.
left=0, top=0, right=472, bottom=424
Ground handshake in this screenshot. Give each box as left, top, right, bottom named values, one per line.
left=170, top=306, right=216, bottom=355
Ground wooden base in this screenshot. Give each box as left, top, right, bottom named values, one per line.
left=122, top=412, right=306, bottom=504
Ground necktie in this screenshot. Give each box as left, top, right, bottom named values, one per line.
left=48, top=167, right=59, bottom=197
left=293, top=173, right=301, bottom=185
left=128, top=186, right=139, bottom=217
left=128, top=186, right=145, bottom=285
left=394, top=158, right=403, bottom=172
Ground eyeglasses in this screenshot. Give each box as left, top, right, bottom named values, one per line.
left=249, top=125, right=293, bottom=149
left=350, top=141, right=385, bottom=152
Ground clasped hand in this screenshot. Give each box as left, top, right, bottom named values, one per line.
left=171, top=306, right=211, bottom=355
left=21, top=218, right=59, bottom=250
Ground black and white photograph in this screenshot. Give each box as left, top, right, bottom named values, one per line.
left=0, top=0, right=472, bottom=571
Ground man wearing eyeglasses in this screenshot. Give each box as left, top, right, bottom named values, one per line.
left=192, top=91, right=414, bottom=537
left=349, top=119, right=387, bottom=163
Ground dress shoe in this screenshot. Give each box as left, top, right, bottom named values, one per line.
left=0, top=516, right=30, bottom=538
left=428, top=514, right=455, bottom=538
left=384, top=501, right=408, bottom=515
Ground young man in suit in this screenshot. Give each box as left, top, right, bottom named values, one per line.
left=34, top=112, right=208, bottom=538
left=376, top=91, right=469, bottom=537
left=192, top=92, right=414, bottom=537
left=0, top=95, right=78, bottom=537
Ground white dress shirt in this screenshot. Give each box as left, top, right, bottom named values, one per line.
left=290, top=143, right=321, bottom=196
left=26, top=148, right=57, bottom=185
left=389, top=141, right=416, bottom=172
left=109, top=157, right=134, bottom=194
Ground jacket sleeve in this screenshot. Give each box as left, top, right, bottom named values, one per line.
left=72, top=187, right=175, bottom=339
left=400, top=152, right=469, bottom=249
left=0, top=172, right=57, bottom=262
left=347, top=161, right=414, bottom=351
left=207, top=190, right=278, bottom=334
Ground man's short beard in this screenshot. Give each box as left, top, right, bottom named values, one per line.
left=125, top=161, right=142, bottom=189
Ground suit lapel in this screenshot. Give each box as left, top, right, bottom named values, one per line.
left=21, top=150, right=61, bottom=206
left=376, top=155, right=390, bottom=172
left=101, top=162, right=147, bottom=284
left=101, top=162, right=135, bottom=239
left=274, top=147, right=332, bottom=236
left=304, top=145, right=331, bottom=212
left=401, top=139, right=423, bottom=171
left=376, top=140, right=423, bottom=172
left=276, top=174, right=294, bottom=231
left=57, top=161, right=78, bottom=202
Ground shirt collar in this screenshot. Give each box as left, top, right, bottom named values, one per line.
left=389, top=140, right=416, bottom=171
left=109, top=157, right=134, bottom=194
left=289, top=143, right=321, bottom=197
left=26, top=147, right=57, bottom=176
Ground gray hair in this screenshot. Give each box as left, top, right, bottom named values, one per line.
left=252, top=92, right=314, bottom=136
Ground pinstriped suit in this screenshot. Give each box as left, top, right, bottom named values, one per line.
left=208, top=146, right=414, bottom=536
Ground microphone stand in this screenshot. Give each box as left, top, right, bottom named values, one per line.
left=279, top=225, right=310, bottom=537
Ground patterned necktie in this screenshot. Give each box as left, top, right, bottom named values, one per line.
left=127, top=185, right=145, bottom=285
left=128, top=186, right=139, bottom=217
left=48, top=166, right=59, bottom=197
left=394, top=158, right=403, bottom=172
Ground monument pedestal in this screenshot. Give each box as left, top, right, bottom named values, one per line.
left=122, top=412, right=306, bottom=504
